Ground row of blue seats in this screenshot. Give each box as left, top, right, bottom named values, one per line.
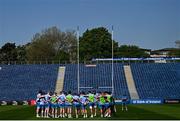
left=131, top=63, right=180, bottom=99
left=0, top=63, right=179, bottom=101
left=0, top=64, right=130, bottom=100
left=63, top=64, right=130, bottom=99
left=0, top=64, right=59, bottom=101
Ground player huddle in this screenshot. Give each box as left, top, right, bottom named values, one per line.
left=36, top=90, right=116, bottom=118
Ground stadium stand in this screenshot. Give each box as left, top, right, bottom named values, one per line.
left=63, top=63, right=130, bottom=99
left=0, top=63, right=180, bottom=101
left=131, top=63, right=180, bottom=99
left=0, top=64, right=59, bottom=101
left=113, top=63, right=130, bottom=99
left=63, top=64, right=78, bottom=93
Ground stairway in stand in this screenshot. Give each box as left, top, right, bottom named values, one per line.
left=55, top=66, right=66, bottom=93
left=124, top=65, right=139, bottom=99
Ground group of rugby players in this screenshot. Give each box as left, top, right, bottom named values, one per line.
left=36, top=90, right=116, bottom=118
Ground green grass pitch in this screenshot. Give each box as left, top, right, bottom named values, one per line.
left=0, top=104, right=180, bottom=120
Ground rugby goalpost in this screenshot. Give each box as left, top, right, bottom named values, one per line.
left=76, top=26, right=114, bottom=95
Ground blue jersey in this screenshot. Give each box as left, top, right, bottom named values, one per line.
left=73, top=95, right=80, bottom=106
left=73, top=95, right=80, bottom=102
left=80, top=95, right=87, bottom=104
left=58, top=94, right=66, bottom=103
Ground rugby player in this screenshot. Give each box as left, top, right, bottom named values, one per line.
left=66, top=91, right=73, bottom=118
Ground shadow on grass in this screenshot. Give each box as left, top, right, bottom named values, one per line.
left=112, top=105, right=178, bottom=120
left=0, top=105, right=179, bottom=120
left=0, top=106, right=35, bottom=120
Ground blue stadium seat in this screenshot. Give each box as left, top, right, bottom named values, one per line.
left=0, top=64, right=60, bottom=101
left=0, top=63, right=179, bottom=101
left=130, top=63, right=180, bottom=99
left=63, top=63, right=130, bottom=99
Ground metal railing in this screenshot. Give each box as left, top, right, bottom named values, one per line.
left=0, top=59, right=179, bottom=65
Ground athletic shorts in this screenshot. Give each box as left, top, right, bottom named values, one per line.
left=94, top=102, right=98, bottom=108
left=104, top=102, right=110, bottom=109
left=65, top=102, right=72, bottom=107
left=109, top=102, right=113, bottom=106
left=122, top=101, right=127, bottom=105
left=58, top=103, right=65, bottom=108
left=51, top=103, right=58, bottom=108
left=36, top=102, right=41, bottom=108
left=73, top=102, right=80, bottom=108
left=36, top=102, right=45, bottom=108
left=88, top=102, right=95, bottom=107
left=98, top=103, right=105, bottom=109
left=81, top=103, right=88, bottom=110
left=44, top=102, right=50, bottom=108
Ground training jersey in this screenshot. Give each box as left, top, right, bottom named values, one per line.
left=39, top=97, right=45, bottom=105
left=106, top=94, right=111, bottom=102
left=44, top=94, right=50, bottom=102
left=80, top=95, right=87, bottom=104
left=88, top=93, right=95, bottom=102
left=73, top=95, right=80, bottom=103
left=99, top=95, right=105, bottom=104
left=50, top=96, right=58, bottom=104
left=36, top=93, right=45, bottom=105
left=66, top=94, right=73, bottom=103
left=94, top=93, right=99, bottom=103
left=36, top=93, right=42, bottom=103
left=58, top=94, right=66, bottom=104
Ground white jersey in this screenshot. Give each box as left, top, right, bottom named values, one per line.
left=94, top=93, right=99, bottom=102
left=39, top=98, right=45, bottom=105
left=36, top=93, right=41, bottom=102
left=44, top=94, right=50, bottom=102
